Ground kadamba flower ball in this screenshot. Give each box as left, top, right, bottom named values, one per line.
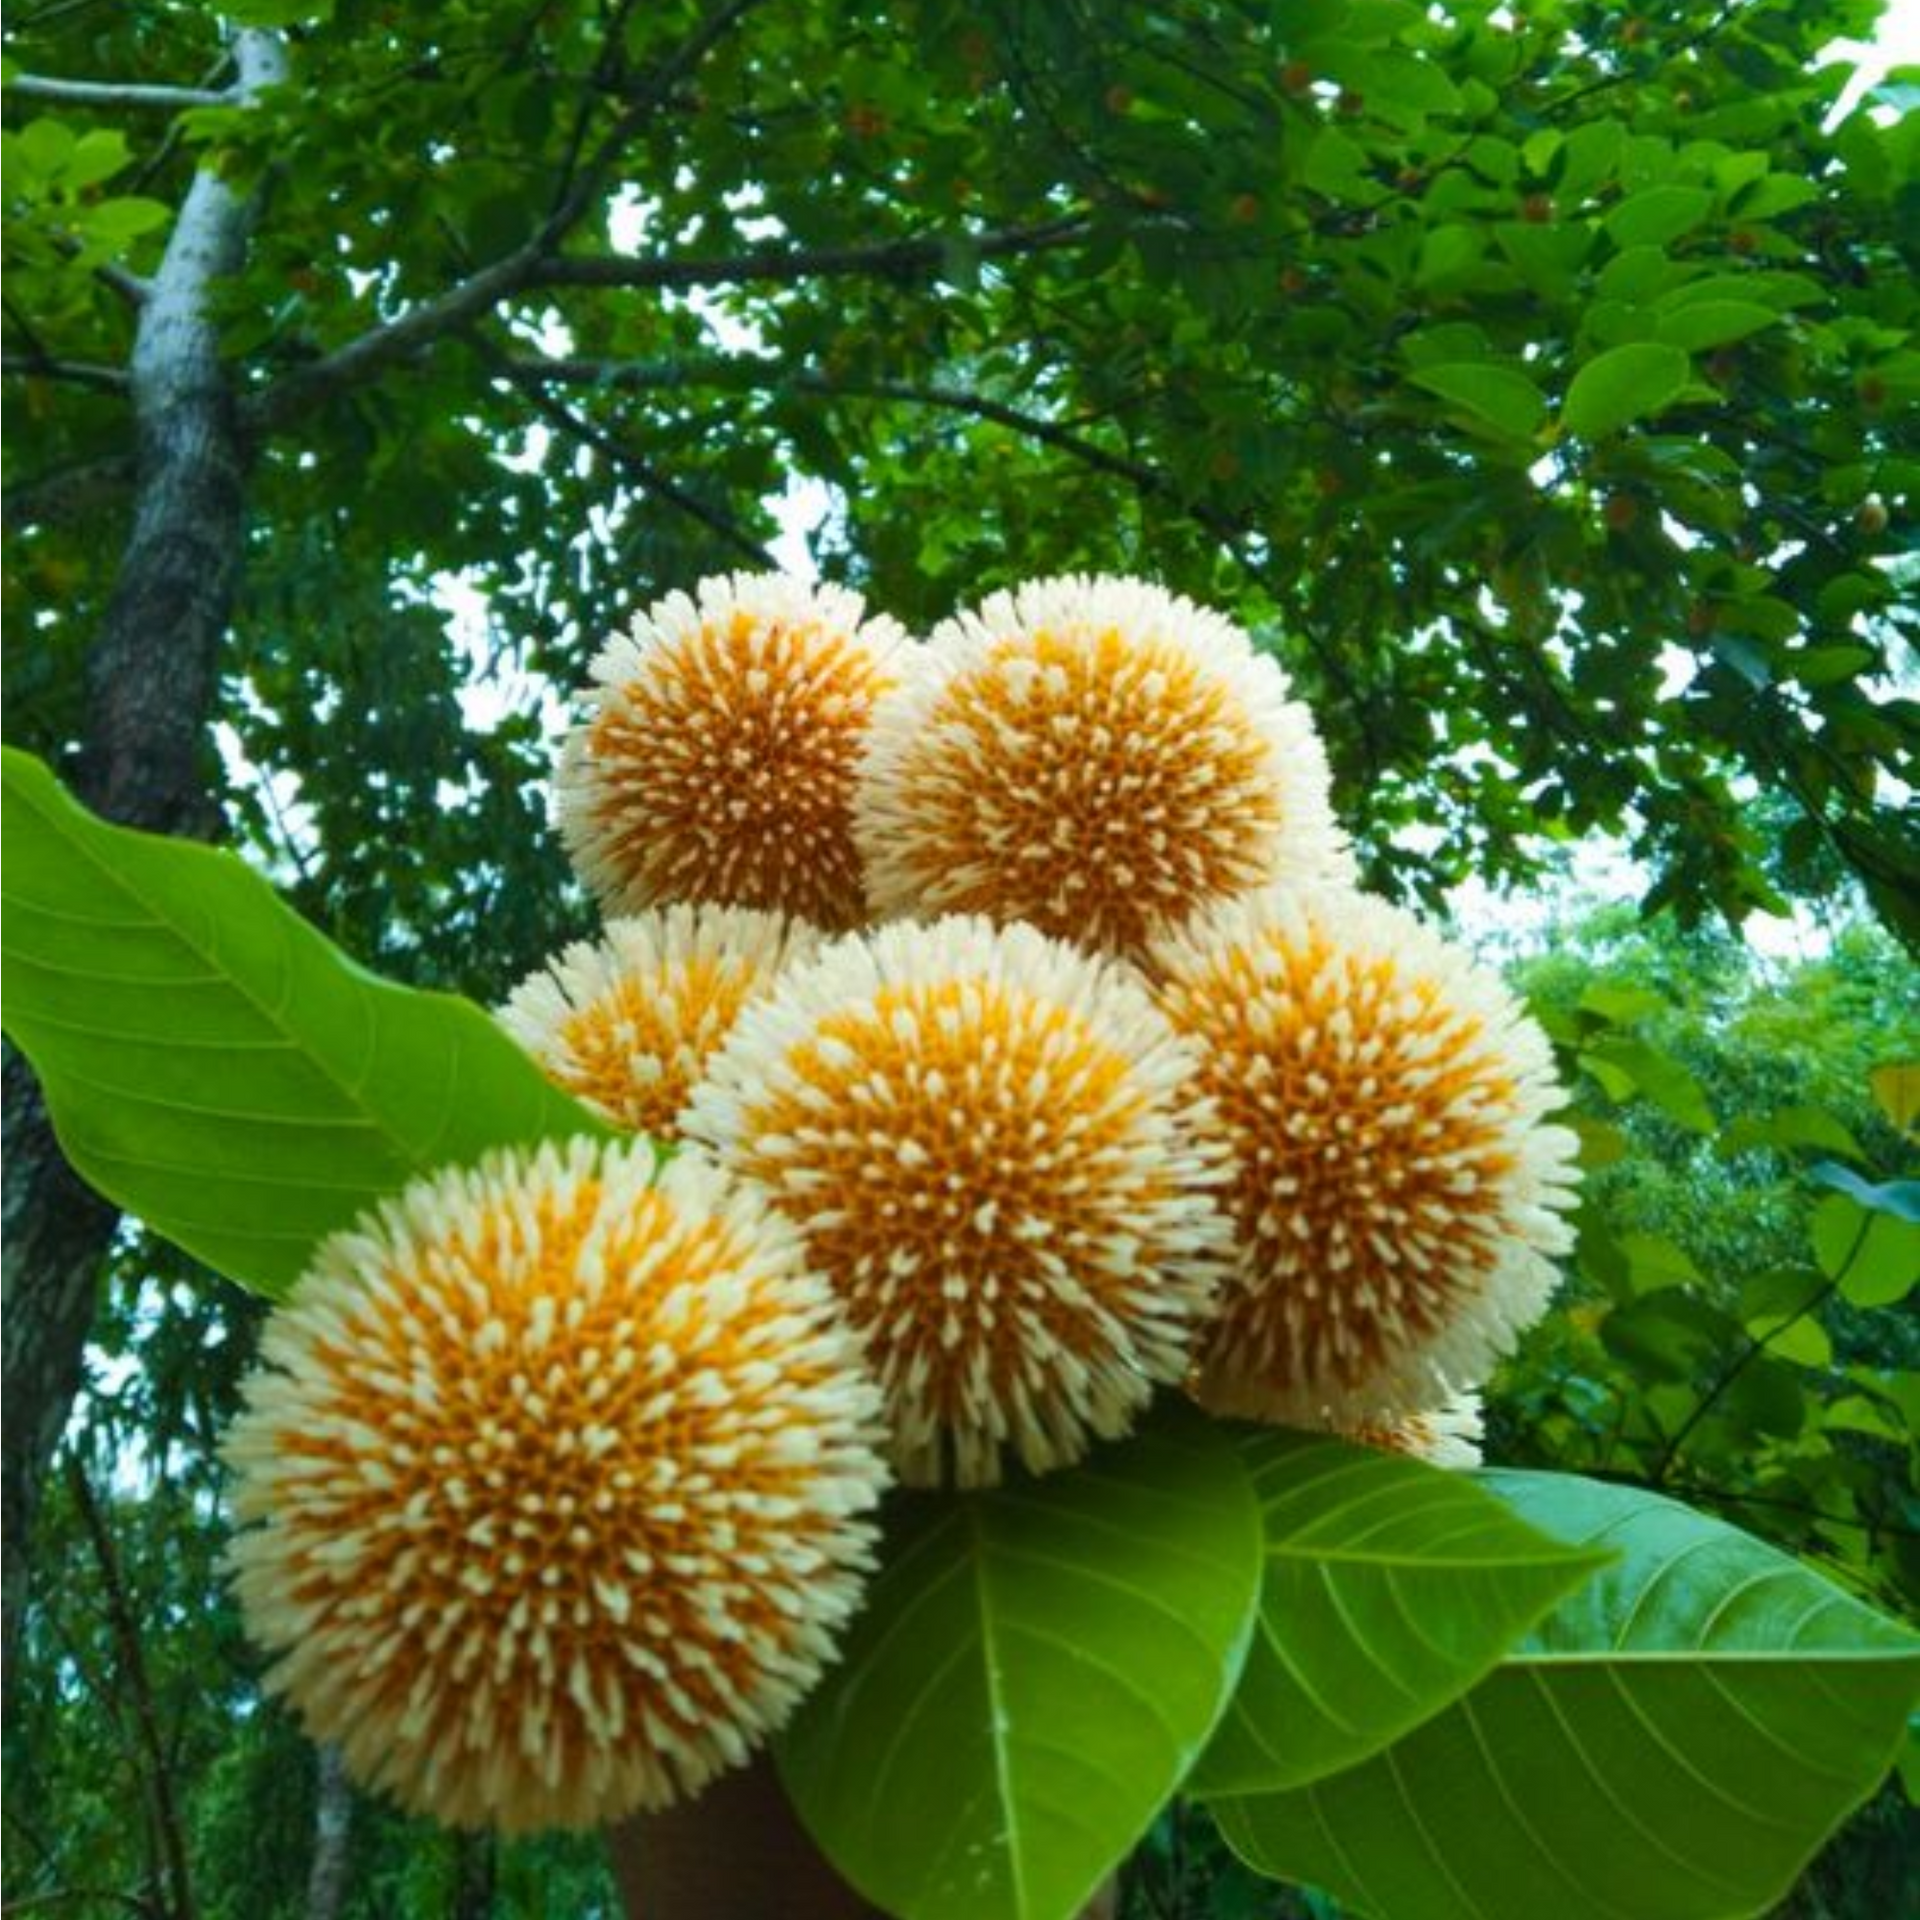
left=498, top=904, right=819, bottom=1138
left=856, top=574, right=1348, bottom=956
left=1345, top=1392, right=1485, bottom=1471
left=1151, top=888, right=1578, bottom=1425
left=224, top=1138, right=886, bottom=1832
left=557, top=572, right=908, bottom=930
left=683, top=914, right=1233, bottom=1487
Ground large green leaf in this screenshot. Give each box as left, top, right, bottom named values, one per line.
left=1560, top=341, right=1691, bottom=439
left=1187, top=1432, right=1609, bottom=1797
left=777, top=1411, right=1262, bottom=1920
left=1214, top=1473, right=1920, bottom=1920
left=1405, top=363, right=1547, bottom=442
left=1, top=749, right=604, bottom=1297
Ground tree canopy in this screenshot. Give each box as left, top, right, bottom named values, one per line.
left=6, top=0, right=1916, bottom=943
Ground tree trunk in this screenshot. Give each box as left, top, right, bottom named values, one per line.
left=0, top=1048, right=118, bottom=1724
left=304, top=1745, right=354, bottom=1920
left=0, top=26, right=285, bottom=1721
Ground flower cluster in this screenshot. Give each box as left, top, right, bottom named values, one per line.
left=226, top=569, right=1577, bottom=1834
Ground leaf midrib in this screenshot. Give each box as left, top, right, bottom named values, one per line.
left=1512, top=1647, right=1920, bottom=1666
left=1265, top=1545, right=1597, bottom=1568
left=970, top=1497, right=1028, bottom=1920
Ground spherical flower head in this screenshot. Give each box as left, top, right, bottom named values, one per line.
left=556, top=572, right=908, bottom=930
left=855, top=574, right=1349, bottom=958
left=1151, top=888, right=1578, bottom=1424
left=498, top=905, right=820, bottom=1138
left=683, top=914, right=1233, bottom=1488
left=1344, top=1392, right=1485, bottom=1471
left=223, top=1138, right=886, bottom=1833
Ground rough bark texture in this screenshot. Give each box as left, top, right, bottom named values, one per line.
left=304, top=1746, right=354, bottom=1920
left=0, top=28, right=285, bottom=1723
left=0, top=1046, right=118, bottom=1716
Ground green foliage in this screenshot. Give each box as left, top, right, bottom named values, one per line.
left=5, top=0, right=1916, bottom=936
left=1189, top=1430, right=1606, bottom=1796
left=0, top=749, right=605, bottom=1297
left=1501, top=905, right=1920, bottom=1614
left=1212, top=1473, right=1920, bottom=1920
left=778, top=1410, right=1263, bottom=1920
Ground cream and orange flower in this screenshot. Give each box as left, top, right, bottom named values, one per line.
left=1345, top=1392, right=1486, bottom=1471
left=682, top=915, right=1232, bottom=1488
left=498, top=905, right=819, bottom=1137
left=855, top=575, right=1347, bottom=956
left=557, top=573, right=908, bottom=930
left=224, top=1138, right=885, bottom=1832
left=1151, top=888, right=1577, bottom=1424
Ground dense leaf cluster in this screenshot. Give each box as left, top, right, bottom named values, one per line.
left=4, top=0, right=1915, bottom=943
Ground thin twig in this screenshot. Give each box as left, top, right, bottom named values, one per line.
left=1655, top=1245, right=1855, bottom=1483
left=4, top=74, right=230, bottom=112
left=1, top=354, right=129, bottom=393
left=0, top=1891, right=156, bottom=1918
left=482, top=344, right=773, bottom=566
left=64, top=1460, right=194, bottom=1920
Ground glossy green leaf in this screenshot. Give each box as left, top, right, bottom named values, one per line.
left=1605, top=184, right=1714, bottom=249
left=1406, top=362, right=1546, bottom=441
left=1215, top=1474, right=1920, bottom=1920
left=1578, top=1034, right=1715, bottom=1131
left=1561, top=342, right=1692, bottom=440
left=1810, top=1191, right=1919, bottom=1308
left=778, top=1412, right=1262, bottom=1920
left=1187, top=1432, right=1608, bottom=1797
left=1656, top=299, right=1779, bottom=350
left=0, top=749, right=605, bottom=1298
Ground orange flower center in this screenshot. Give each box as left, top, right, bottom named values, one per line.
left=1161, top=930, right=1517, bottom=1391
left=895, top=627, right=1281, bottom=950
left=586, top=613, right=887, bottom=928
left=734, top=978, right=1174, bottom=1436
left=554, top=957, right=761, bottom=1136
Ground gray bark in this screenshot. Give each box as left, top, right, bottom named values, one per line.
left=304, top=1746, right=354, bottom=1920
left=1, top=27, right=286, bottom=1722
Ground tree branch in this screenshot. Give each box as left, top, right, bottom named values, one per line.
left=5, top=451, right=137, bottom=528
left=2, top=354, right=129, bottom=393
left=485, top=347, right=773, bottom=566
left=529, top=214, right=1091, bottom=293
left=4, top=74, right=230, bottom=112
left=505, top=350, right=1163, bottom=490
left=0, top=1889, right=157, bottom=1918
left=245, top=0, right=774, bottom=434
left=45, top=231, right=151, bottom=307
left=95, top=261, right=152, bottom=308
left=65, top=1459, right=194, bottom=1920
left=248, top=214, right=1093, bottom=432
left=539, top=0, right=771, bottom=248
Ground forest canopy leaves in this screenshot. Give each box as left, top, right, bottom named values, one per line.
left=1213, top=1473, right=1920, bottom=1920
left=4, top=0, right=1915, bottom=939
left=0, top=750, right=605, bottom=1296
